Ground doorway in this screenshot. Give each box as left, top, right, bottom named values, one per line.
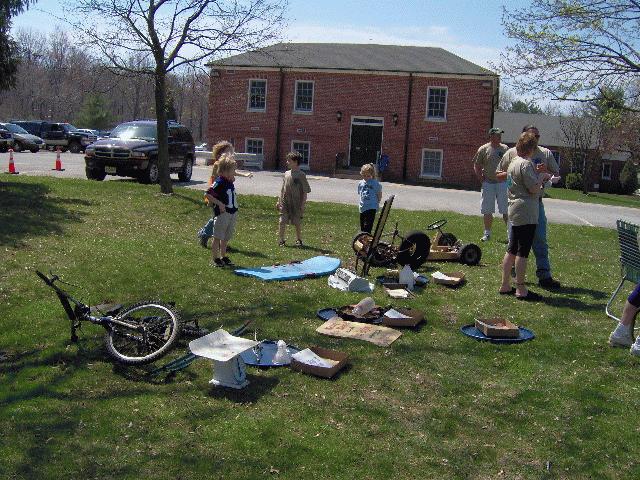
left=349, top=117, right=383, bottom=168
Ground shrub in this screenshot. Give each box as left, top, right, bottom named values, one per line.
left=619, top=159, right=638, bottom=194
left=565, top=172, right=583, bottom=190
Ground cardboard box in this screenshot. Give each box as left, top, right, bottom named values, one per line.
left=290, top=346, right=348, bottom=378
left=382, top=307, right=425, bottom=327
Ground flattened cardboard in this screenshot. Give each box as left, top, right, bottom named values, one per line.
left=475, top=318, right=519, bottom=338
left=290, top=346, right=348, bottom=378
left=316, top=317, right=402, bottom=347
left=382, top=307, right=425, bottom=327
left=431, top=271, right=465, bottom=286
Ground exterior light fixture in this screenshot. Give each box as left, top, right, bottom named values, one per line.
left=392, top=113, right=398, bottom=126
left=336, top=111, right=342, bottom=122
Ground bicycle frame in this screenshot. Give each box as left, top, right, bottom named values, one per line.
left=36, top=271, right=142, bottom=341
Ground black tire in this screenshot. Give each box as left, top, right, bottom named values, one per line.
left=140, top=158, right=159, bottom=184
left=437, top=233, right=457, bottom=246
left=30, top=147, right=39, bottom=153
left=68, top=141, right=82, bottom=154
left=105, top=301, right=181, bottom=365
left=178, top=158, right=193, bottom=182
left=12, top=141, right=23, bottom=153
left=86, top=166, right=106, bottom=181
left=397, top=230, right=431, bottom=269
left=460, top=243, right=482, bottom=266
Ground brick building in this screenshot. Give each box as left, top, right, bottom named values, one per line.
left=208, top=43, right=498, bottom=185
left=495, top=111, right=628, bottom=192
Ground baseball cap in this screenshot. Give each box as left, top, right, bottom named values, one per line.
left=488, top=127, right=504, bottom=135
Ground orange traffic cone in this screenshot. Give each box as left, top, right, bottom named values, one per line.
left=52, top=147, right=65, bottom=171
left=5, top=149, right=19, bottom=174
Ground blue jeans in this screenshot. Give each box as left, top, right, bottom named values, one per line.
left=532, top=201, right=552, bottom=280
left=198, top=217, right=214, bottom=239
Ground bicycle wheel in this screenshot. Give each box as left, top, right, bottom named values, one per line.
left=105, top=301, right=181, bottom=365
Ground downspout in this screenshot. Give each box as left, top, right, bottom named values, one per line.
left=402, top=72, right=414, bottom=181
left=274, top=68, right=285, bottom=170
left=492, top=77, right=499, bottom=126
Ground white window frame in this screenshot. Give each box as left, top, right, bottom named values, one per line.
left=245, top=137, right=264, bottom=155
left=425, top=86, right=448, bottom=122
left=420, top=148, right=443, bottom=179
left=294, top=80, right=314, bottom=114
left=601, top=162, right=612, bottom=180
left=247, top=79, right=267, bottom=112
left=291, top=140, right=311, bottom=170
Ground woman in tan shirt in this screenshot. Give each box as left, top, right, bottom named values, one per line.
left=499, top=132, right=551, bottom=300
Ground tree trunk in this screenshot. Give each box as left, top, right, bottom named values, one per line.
left=154, top=69, right=173, bottom=194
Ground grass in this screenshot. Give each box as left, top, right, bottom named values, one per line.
left=544, top=187, right=640, bottom=208
left=1, top=175, right=639, bottom=479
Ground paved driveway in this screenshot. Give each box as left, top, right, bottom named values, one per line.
left=6, top=150, right=638, bottom=229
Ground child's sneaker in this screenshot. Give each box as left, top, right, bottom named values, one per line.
left=609, top=329, right=634, bottom=348
left=295, top=239, right=303, bottom=247
left=631, top=337, right=640, bottom=356
left=221, top=256, right=234, bottom=266
left=278, top=240, right=286, bottom=247
left=212, top=258, right=224, bottom=267
left=481, top=233, right=490, bottom=242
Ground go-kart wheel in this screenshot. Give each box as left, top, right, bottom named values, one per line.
left=397, top=231, right=431, bottom=269
left=460, top=243, right=482, bottom=266
left=352, top=231, right=373, bottom=257
left=437, top=233, right=457, bottom=246
left=426, top=219, right=448, bottom=231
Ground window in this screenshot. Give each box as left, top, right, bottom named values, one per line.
left=247, top=79, right=267, bottom=111
left=291, top=141, right=310, bottom=168
left=245, top=138, right=263, bottom=155
left=602, top=162, right=612, bottom=180
left=420, top=149, right=443, bottom=178
left=294, top=81, right=314, bottom=113
left=550, top=150, right=561, bottom=168
left=426, top=87, right=447, bottom=121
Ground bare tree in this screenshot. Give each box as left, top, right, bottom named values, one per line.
left=500, top=1, right=640, bottom=108
left=560, top=109, right=603, bottom=193
left=63, top=0, right=287, bottom=194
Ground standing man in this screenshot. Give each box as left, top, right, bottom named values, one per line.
left=495, top=125, right=561, bottom=289
left=473, top=127, right=508, bottom=242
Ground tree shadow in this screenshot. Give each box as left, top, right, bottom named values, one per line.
left=0, top=180, right=91, bottom=247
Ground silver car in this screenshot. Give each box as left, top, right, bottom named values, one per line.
left=0, top=122, right=44, bottom=153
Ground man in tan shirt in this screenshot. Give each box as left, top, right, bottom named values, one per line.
left=473, top=127, right=508, bottom=242
left=495, top=124, right=561, bottom=289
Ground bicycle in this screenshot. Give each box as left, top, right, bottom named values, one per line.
left=35, top=270, right=182, bottom=365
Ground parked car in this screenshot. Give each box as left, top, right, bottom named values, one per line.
left=195, top=142, right=209, bottom=151
left=0, top=127, right=14, bottom=153
left=76, top=128, right=99, bottom=136
left=10, top=120, right=97, bottom=153
left=84, top=120, right=195, bottom=183
left=0, top=122, right=44, bottom=153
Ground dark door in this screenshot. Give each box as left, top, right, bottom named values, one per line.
left=349, top=124, right=383, bottom=168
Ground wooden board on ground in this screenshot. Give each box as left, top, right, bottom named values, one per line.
left=316, top=317, right=402, bottom=347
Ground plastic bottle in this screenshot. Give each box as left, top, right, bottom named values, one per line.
left=352, top=296, right=375, bottom=316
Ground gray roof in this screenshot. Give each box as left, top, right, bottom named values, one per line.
left=494, top=111, right=629, bottom=161
left=211, top=43, right=495, bottom=76
left=494, top=112, right=567, bottom=147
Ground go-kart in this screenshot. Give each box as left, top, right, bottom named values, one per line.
left=424, top=219, right=482, bottom=266
left=352, top=195, right=430, bottom=276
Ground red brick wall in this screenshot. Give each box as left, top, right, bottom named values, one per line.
left=208, top=69, right=494, bottom=186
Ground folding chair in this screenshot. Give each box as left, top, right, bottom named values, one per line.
left=606, top=220, right=640, bottom=322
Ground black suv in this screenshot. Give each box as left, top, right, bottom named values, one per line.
left=11, top=121, right=97, bottom=153
left=84, top=120, right=195, bottom=183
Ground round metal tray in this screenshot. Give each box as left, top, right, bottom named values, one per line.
left=460, top=324, right=535, bottom=344
left=239, top=340, right=301, bottom=367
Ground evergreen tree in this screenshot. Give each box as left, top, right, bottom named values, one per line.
left=74, top=94, right=113, bottom=130
left=0, top=1, right=35, bottom=92
left=619, top=159, right=638, bottom=195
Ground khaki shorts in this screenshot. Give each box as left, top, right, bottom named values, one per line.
left=481, top=181, right=508, bottom=215
left=212, top=212, right=237, bottom=241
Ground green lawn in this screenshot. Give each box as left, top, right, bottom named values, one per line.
left=544, top=187, right=640, bottom=208
left=1, top=176, right=639, bottom=479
